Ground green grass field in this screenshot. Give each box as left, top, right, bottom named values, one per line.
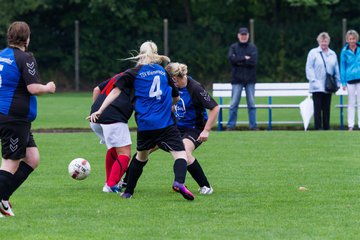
left=1, top=92, right=359, bottom=239
left=1, top=131, right=360, bottom=239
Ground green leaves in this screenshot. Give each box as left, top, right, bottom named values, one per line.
left=0, top=0, right=357, bottom=88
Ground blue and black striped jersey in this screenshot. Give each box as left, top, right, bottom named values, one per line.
left=0, top=47, right=40, bottom=121
left=174, top=76, right=218, bottom=129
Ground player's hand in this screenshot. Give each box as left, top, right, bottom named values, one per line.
left=197, top=130, right=209, bottom=142
left=87, top=111, right=101, bottom=122
left=342, top=86, right=347, bottom=91
left=47, top=81, right=56, bottom=93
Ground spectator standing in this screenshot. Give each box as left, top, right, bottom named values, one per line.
left=0, top=21, right=56, bottom=217
left=340, top=30, right=360, bottom=131
left=227, top=27, right=258, bottom=130
left=306, top=32, right=340, bottom=130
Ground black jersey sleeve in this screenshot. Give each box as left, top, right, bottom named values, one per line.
left=115, top=67, right=139, bottom=90
left=15, top=50, right=41, bottom=85
left=188, top=78, right=218, bottom=110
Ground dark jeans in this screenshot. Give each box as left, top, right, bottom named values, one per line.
left=312, top=92, right=332, bottom=130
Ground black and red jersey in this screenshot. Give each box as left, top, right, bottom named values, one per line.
left=90, top=74, right=134, bottom=124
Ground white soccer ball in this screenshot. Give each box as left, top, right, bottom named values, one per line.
left=68, top=158, right=91, bottom=180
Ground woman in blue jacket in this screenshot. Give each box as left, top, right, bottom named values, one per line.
left=340, top=30, right=360, bottom=131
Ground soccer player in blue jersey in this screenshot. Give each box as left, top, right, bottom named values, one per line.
left=90, top=41, right=194, bottom=200
left=166, top=62, right=219, bottom=195
left=0, top=22, right=56, bottom=217
left=89, top=73, right=133, bottom=193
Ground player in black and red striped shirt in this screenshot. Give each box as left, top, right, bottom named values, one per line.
left=89, top=73, right=133, bottom=193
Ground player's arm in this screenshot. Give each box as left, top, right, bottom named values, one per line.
left=167, top=71, right=180, bottom=105
left=172, top=96, right=180, bottom=105
left=191, top=82, right=219, bottom=142
left=27, top=82, right=56, bottom=95
left=204, top=105, right=220, bottom=132
left=89, top=87, right=121, bottom=122
left=198, top=105, right=219, bottom=142
left=22, top=53, right=56, bottom=95
left=92, top=86, right=101, bottom=103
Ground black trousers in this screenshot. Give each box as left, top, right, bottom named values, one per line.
left=312, top=92, right=332, bottom=130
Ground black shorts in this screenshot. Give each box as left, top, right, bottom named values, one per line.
left=137, top=125, right=185, bottom=152
left=178, top=128, right=202, bottom=149
left=0, top=120, right=36, bottom=160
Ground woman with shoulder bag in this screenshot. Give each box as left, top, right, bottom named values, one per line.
left=306, top=32, right=340, bottom=130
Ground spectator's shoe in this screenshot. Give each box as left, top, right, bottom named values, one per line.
left=172, top=181, right=195, bottom=201
left=0, top=200, right=15, bottom=217
left=199, top=186, right=214, bottom=195
left=102, top=184, right=121, bottom=193
left=120, top=192, right=132, bottom=199
left=117, top=179, right=127, bottom=191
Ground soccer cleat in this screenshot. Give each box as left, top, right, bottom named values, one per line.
left=102, top=184, right=121, bottom=193
left=172, top=181, right=195, bottom=201
left=120, top=192, right=132, bottom=199
left=0, top=200, right=15, bottom=217
left=199, top=186, right=213, bottom=195
left=117, top=179, right=127, bottom=191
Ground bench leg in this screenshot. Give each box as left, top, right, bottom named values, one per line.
left=340, top=95, right=344, bottom=130
left=268, top=97, right=272, bottom=130
left=218, top=97, right=223, bottom=131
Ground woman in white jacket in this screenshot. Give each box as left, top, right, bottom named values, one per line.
left=306, top=32, right=340, bottom=130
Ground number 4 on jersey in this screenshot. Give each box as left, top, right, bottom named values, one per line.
left=149, top=75, right=162, bottom=100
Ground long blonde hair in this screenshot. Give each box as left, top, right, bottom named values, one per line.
left=124, top=41, right=170, bottom=66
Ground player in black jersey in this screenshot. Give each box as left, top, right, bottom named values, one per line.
left=166, top=62, right=219, bottom=195
left=89, top=74, right=133, bottom=193
left=0, top=21, right=56, bottom=217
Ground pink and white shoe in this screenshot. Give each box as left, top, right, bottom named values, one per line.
left=0, top=200, right=15, bottom=217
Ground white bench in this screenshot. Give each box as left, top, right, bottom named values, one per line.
left=213, top=83, right=311, bottom=130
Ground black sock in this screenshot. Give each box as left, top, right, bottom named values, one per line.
left=0, top=170, right=14, bottom=200
left=124, top=157, right=147, bottom=195
left=173, top=158, right=187, bottom=184
left=3, top=161, right=34, bottom=200
left=187, top=159, right=210, bottom=188
left=122, top=153, right=144, bottom=184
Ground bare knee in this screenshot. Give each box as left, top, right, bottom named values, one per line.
left=23, top=147, right=40, bottom=169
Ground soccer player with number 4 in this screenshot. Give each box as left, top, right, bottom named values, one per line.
left=89, top=41, right=194, bottom=200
